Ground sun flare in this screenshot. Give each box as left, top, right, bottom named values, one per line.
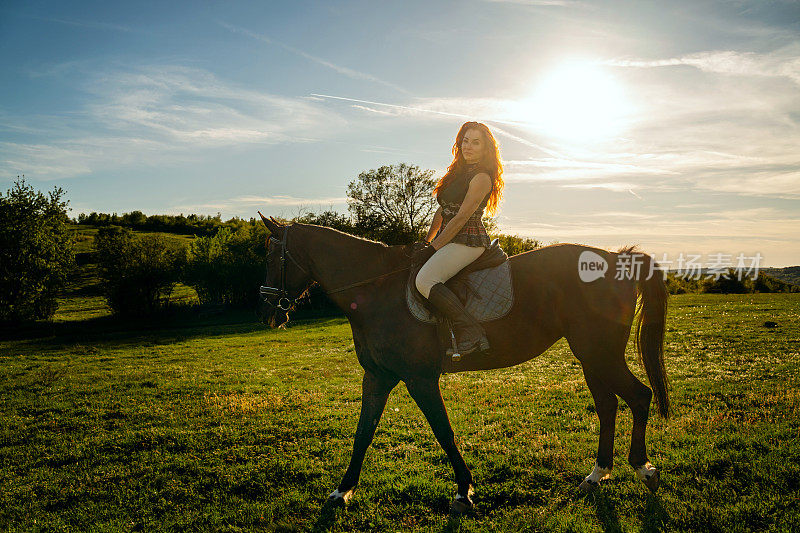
left=516, top=61, right=634, bottom=143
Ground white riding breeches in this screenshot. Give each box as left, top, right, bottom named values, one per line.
left=415, top=242, right=486, bottom=299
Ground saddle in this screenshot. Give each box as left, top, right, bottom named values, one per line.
left=406, top=239, right=514, bottom=360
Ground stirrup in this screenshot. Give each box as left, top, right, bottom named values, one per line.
left=448, top=323, right=490, bottom=362
left=448, top=341, right=490, bottom=362
left=461, top=336, right=490, bottom=356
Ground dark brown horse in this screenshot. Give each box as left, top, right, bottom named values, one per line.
left=258, top=215, right=669, bottom=513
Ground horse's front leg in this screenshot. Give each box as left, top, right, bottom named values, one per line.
left=405, top=376, right=474, bottom=514
left=329, top=370, right=398, bottom=505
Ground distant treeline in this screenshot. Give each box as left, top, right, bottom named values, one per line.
left=82, top=208, right=544, bottom=317
left=73, top=208, right=544, bottom=257
left=74, top=210, right=259, bottom=237
left=82, top=210, right=798, bottom=319
left=666, top=269, right=799, bottom=295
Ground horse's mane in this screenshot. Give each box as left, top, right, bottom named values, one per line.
left=294, top=222, right=410, bottom=267
left=296, top=222, right=390, bottom=248
left=617, top=243, right=643, bottom=256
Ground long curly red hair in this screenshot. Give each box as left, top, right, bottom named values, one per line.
left=433, top=121, right=504, bottom=216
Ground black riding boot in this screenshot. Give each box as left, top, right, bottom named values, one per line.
left=427, top=282, right=490, bottom=355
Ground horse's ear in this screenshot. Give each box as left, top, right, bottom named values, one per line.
left=258, top=211, right=284, bottom=236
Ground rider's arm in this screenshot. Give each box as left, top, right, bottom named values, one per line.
left=430, top=173, right=491, bottom=250
left=425, top=207, right=443, bottom=243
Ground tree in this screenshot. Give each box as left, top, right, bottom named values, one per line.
left=701, top=269, right=748, bottom=294
left=94, top=226, right=186, bottom=315
left=183, top=225, right=268, bottom=307
left=347, top=163, right=438, bottom=244
left=294, top=209, right=356, bottom=234
left=0, top=177, right=75, bottom=322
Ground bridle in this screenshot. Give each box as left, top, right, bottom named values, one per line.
left=259, top=224, right=412, bottom=313
left=259, top=225, right=311, bottom=312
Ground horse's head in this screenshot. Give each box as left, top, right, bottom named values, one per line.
left=258, top=213, right=314, bottom=328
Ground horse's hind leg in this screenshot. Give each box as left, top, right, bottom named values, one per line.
left=569, top=322, right=659, bottom=492
left=405, top=376, right=474, bottom=514
left=329, top=370, right=398, bottom=504
left=578, top=364, right=618, bottom=492
left=599, top=358, right=659, bottom=492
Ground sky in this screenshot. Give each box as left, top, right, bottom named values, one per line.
left=1, top=0, right=799, bottom=267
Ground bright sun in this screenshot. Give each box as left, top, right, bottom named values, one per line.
left=516, top=61, right=633, bottom=143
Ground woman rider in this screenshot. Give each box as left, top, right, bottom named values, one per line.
left=412, top=121, right=505, bottom=356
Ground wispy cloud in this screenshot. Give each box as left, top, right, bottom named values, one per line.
left=500, top=206, right=800, bottom=245
left=218, top=21, right=409, bottom=94
left=560, top=182, right=645, bottom=197
left=310, top=93, right=564, bottom=157
left=483, top=0, right=585, bottom=6
left=86, top=65, right=342, bottom=142
left=311, top=93, right=484, bottom=120
left=310, top=81, right=800, bottom=200
left=602, top=44, right=800, bottom=86
left=586, top=44, right=800, bottom=200
left=1, top=141, right=93, bottom=178
left=1, top=65, right=344, bottom=179
left=351, top=104, right=396, bottom=116
left=504, top=158, right=677, bottom=175
left=232, top=195, right=347, bottom=206
left=29, top=15, right=138, bottom=33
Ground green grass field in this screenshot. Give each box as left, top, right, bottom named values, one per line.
left=1, top=293, right=798, bottom=531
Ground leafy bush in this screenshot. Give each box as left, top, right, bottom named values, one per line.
left=701, top=269, right=749, bottom=293
left=183, top=225, right=268, bottom=307
left=0, top=177, right=75, bottom=322
left=94, top=226, right=186, bottom=315
left=751, top=272, right=800, bottom=293
left=490, top=233, right=542, bottom=256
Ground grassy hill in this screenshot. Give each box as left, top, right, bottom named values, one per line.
left=762, top=266, right=800, bottom=287
left=69, top=223, right=196, bottom=254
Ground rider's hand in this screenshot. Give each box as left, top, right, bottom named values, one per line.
left=411, top=240, right=429, bottom=253
left=411, top=242, right=436, bottom=267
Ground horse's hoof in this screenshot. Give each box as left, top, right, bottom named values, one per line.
left=450, top=486, right=474, bottom=515
left=580, top=463, right=611, bottom=493
left=450, top=496, right=473, bottom=515
left=579, top=478, right=601, bottom=493
left=327, top=488, right=355, bottom=506
left=634, top=462, right=660, bottom=493
left=643, top=469, right=660, bottom=493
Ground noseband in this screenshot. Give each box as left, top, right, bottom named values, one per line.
left=259, top=225, right=310, bottom=311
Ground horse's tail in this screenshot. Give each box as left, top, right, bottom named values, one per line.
left=626, top=247, right=671, bottom=418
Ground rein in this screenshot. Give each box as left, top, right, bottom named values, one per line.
left=325, top=266, right=410, bottom=295
left=260, top=224, right=411, bottom=308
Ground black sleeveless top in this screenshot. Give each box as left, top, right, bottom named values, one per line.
left=433, top=162, right=493, bottom=248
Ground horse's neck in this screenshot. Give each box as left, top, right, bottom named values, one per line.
left=299, top=225, right=406, bottom=293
